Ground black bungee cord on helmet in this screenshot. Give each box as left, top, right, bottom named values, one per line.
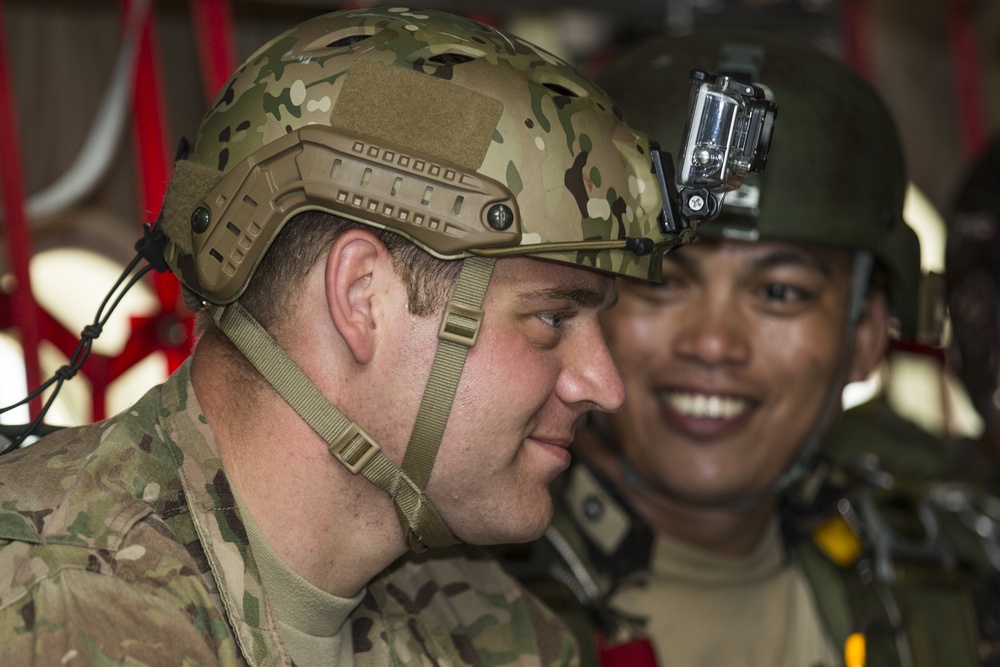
left=0, top=222, right=168, bottom=455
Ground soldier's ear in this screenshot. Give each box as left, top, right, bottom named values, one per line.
left=847, top=290, right=890, bottom=384
left=325, top=229, right=390, bottom=365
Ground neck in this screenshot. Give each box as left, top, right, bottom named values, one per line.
left=621, top=480, right=777, bottom=556
left=191, top=335, right=408, bottom=597
left=575, top=427, right=777, bottom=557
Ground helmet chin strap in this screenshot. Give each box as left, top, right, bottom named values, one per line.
left=210, top=255, right=496, bottom=552
left=619, top=251, right=875, bottom=512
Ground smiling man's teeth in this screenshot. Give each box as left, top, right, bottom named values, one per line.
left=663, top=392, right=750, bottom=419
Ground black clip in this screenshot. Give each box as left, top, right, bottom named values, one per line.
left=651, top=149, right=687, bottom=234
left=134, top=221, right=169, bottom=273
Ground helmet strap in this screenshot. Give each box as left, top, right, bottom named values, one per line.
left=398, top=256, right=495, bottom=549
left=207, top=257, right=497, bottom=553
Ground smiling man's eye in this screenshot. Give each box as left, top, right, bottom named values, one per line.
left=765, top=284, right=791, bottom=300
left=762, top=282, right=811, bottom=303
left=539, top=312, right=568, bottom=328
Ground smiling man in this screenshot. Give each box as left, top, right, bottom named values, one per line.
left=0, top=8, right=701, bottom=666
left=495, top=28, right=1000, bottom=667
left=600, top=241, right=878, bottom=545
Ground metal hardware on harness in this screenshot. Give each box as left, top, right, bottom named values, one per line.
left=856, top=485, right=950, bottom=583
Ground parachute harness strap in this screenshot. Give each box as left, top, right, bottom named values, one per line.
left=399, top=255, right=496, bottom=550
left=210, top=299, right=448, bottom=551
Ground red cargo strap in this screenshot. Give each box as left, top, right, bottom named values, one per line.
left=0, top=0, right=42, bottom=416
left=948, top=0, right=989, bottom=159
left=597, top=634, right=659, bottom=667
left=190, top=0, right=237, bottom=104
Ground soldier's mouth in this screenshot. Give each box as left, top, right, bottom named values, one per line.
left=658, top=391, right=754, bottom=420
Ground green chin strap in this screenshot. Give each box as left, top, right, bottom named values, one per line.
left=210, top=255, right=496, bottom=551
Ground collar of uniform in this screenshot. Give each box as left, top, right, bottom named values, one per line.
left=162, top=360, right=291, bottom=667
left=559, top=461, right=654, bottom=581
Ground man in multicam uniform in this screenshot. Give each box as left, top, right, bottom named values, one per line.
left=0, top=7, right=704, bottom=666
left=495, top=28, right=1000, bottom=667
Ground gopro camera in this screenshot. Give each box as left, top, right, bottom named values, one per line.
left=655, top=69, right=776, bottom=232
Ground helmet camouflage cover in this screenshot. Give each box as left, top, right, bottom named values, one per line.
left=598, top=27, right=921, bottom=337
left=158, top=6, right=687, bottom=305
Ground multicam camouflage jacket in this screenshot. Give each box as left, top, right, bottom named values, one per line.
left=0, top=361, right=578, bottom=666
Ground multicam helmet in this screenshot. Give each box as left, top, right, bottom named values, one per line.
left=158, top=7, right=685, bottom=305
left=597, top=27, right=921, bottom=337
left=154, top=7, right=688, bottom=552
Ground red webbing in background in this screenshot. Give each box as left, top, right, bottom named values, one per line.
left=190, top=0, right=237, bottom=103
left=948, top=0, right=989, bottom=160
left=0, top=0, right=41, bottom=417
left=840, top=0, right=873, bottom=79
left=3, top=1, right=236, bottom=423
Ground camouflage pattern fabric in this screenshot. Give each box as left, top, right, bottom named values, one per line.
left=159, top=7, right=684, bottom=308
left=0, top=362, right=578, bottom=666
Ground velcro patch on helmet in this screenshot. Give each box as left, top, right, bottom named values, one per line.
left=160, top=160, right=225, bottom=256
left=330, top=59, right=503, bottom=172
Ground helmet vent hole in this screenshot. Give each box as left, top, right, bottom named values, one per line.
left=226, top=222, right=240, bottom=235
left=428, top=53, right=477, bottom=66
left=422, top=186, right=434, bottom=206
left=327, top=35, right=371, bottom=48
left=542, top=82, right=579, bottom=98
left=391, top=177, right=403, bottom=197
left=452, top=196, right=464, bottom=215
left=209, top=248, right=223, bottom=263
left=361, top=167, right=372, bottom=188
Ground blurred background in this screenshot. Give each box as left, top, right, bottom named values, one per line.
left=0, top=0, right=997, bottom=445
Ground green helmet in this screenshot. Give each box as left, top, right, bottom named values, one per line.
left=597, top=27, right=921, bottom=337
left=158, top=7, right=688, bottom=305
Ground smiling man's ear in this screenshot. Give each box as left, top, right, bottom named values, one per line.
left=326, top=229, right=392, bottom=365
left=847, top=290, right=890, bottom=384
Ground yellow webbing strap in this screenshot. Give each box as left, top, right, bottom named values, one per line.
left=209, top=302, right=456, bottom=549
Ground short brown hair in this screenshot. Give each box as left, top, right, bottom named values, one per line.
left=197, top=209, right=462, bottom=341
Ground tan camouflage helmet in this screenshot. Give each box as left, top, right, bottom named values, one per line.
left=158, top=6, right=687, bottom=305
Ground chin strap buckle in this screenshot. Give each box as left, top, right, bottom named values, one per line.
left=438, top=300, right=484, bottom=347
left=329, top=422, right=381, bottom=475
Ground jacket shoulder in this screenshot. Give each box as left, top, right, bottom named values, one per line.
left=363, top=546, right=579, bottom=666
left=0, top=520, right=237, bottom=665
left=0, top=378, right=237, bottom=664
